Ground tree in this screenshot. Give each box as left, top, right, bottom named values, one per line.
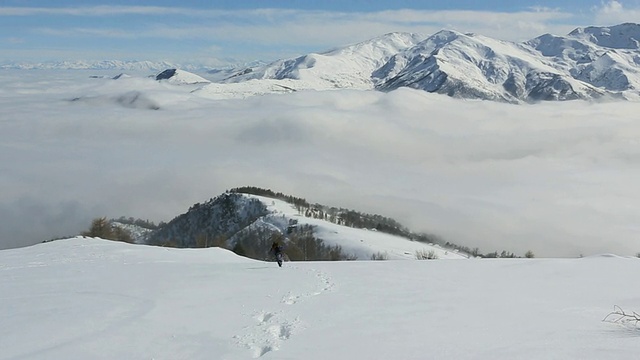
left=82, top=217, right=133, bottom=243
left=82, top=217, right=112, bottom=238
left=232, top=242, right=247, bottom=257
left=524, top=250, right=535, bottom=258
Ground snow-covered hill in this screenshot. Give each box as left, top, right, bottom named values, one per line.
left=2, top=238, right=639, bottom=359
left=242, top=194, right=467, bottom=260
left=155, top=69, right=211, bottom=85
left=145, top=192, right=466, bottom=260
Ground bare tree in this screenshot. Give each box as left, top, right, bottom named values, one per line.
left=603, top=306, right=640, bottom=327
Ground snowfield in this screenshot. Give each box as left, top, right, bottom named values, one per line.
left=2, top=238, right=640, bottom=359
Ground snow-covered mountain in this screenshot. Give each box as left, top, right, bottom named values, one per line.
left=155, top=68, right=211, bottom=84
left=7, top=23, right=640, bottom=102
left=377, top=30, right=611, bottom=102
left=569, top=23, right=640, bottom=49
left=192, top=33, right=428, bottom=98
left=221, top=23, right=640, bottom=102
left=0, top=59, right=265, bottom=74
left=0, top=60, right=183, bottom=71
left=145, top=190, right=467, bottom=261
left=221, top=32, right=423, bottom=90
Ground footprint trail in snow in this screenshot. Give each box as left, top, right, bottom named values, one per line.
left=234, top=266, right=335, bottom=357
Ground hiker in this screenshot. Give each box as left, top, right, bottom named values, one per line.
left=270, top=241, right=284, bottom=267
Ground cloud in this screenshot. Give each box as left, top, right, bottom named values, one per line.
left=593, top=0, right=640, bottom=25
left=0, top=6, right=208, bottom=17
left=2, top=73, right=640, bottom=257
left=36, top=27, right=134, bottom=38
left=0, top=197, right=93, bottom=249
left=6, top=4, right=636, bottom=64
left=6, top=37, right=24, bottom=44
left=0, top=5, right=592, bottom=47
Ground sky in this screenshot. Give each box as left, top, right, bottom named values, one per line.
left=2, top=0, right=640, bottom=65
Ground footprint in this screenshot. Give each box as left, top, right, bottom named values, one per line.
left=255, top=311, right=275, bottom=323
left=268, top=324, right=292, bottom=340
left=282, top=293, right=300, bottom=305
left=253, top=345, right=275, bottom=358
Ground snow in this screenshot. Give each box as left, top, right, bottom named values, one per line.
left=570, top=23, right=640, bottom=50
left=205, top=24, right=640, bottom=102
left=247, top=194, right=468, bottom=260
left=194, top=79, right=299, bottom=100
left=2, top=238, right=639, bottom=359
left=155, top=69, right=211, bottom=85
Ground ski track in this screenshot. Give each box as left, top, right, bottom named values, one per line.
left=235, top=265, right=335, bottom=357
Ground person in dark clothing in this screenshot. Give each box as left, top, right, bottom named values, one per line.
left=270, top=241, right=284, bottom=267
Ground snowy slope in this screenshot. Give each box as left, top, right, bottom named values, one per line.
left=63, top=70, right=217, bottom=110
left=245, top=194, right=468, bottom=260
left=144, top=191, right=465, bottom=260
left=569, top=23, right=640, bottom=49
left=223, top=32, right=422, bottom=90
left=528, top=26, right=640, bottom=91
left=377, top=30, right=608, bottom=102
left=2, top=238, right=640, bottom=359
left=110, top=221, right=153, bottom=244
left=155, top=68, right=211, bottom=85
left=214, top=23, right=640, bottom=102
left=193, top=79, right=298, bottom=99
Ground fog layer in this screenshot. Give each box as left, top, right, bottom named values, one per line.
left=1, top=70, right=638, bottom=257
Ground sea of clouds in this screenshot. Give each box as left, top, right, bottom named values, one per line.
left=1, top=69, right=638, bottom=257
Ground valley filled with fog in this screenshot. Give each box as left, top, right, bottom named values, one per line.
left=1, top=70, right=639, bottom=257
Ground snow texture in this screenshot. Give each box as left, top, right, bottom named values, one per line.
left=1, top=238, right=639, bottom=359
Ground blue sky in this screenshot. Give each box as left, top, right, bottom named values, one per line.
left=1, top=0, right=640, bottom=65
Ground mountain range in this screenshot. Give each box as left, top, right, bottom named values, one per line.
left=5, top=23, right=640, bottom=102
left=220, top=23, right=640, bottom=102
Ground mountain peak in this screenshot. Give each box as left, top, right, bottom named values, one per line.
left=569, top=23, right=640, bottom=49
left=155, top=69, right=210, bottom=85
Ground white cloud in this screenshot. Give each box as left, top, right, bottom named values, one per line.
left=1, top=72, right=640, bottom=257
left=0, top=5, right=597, bottom=47
left=5, top=37, right=24, bottom=44
left=0, top=6, right=208, bottom=16
left=36, top=27, right=134, bottom=38
left=593, top=0, right=640, bottom=25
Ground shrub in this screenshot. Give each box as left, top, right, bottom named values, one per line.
left=415, top=249, right=438, bottom=260
left=371, top=251, right=389, bottom=260
left=82, top=217, right=133, bottom=243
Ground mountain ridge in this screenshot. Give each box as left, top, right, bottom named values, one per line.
left=6, top=23, right=640, bottom=102
left=221, top=23, right=640, bottom=102
left=134, top=188, right=472, bottom=261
